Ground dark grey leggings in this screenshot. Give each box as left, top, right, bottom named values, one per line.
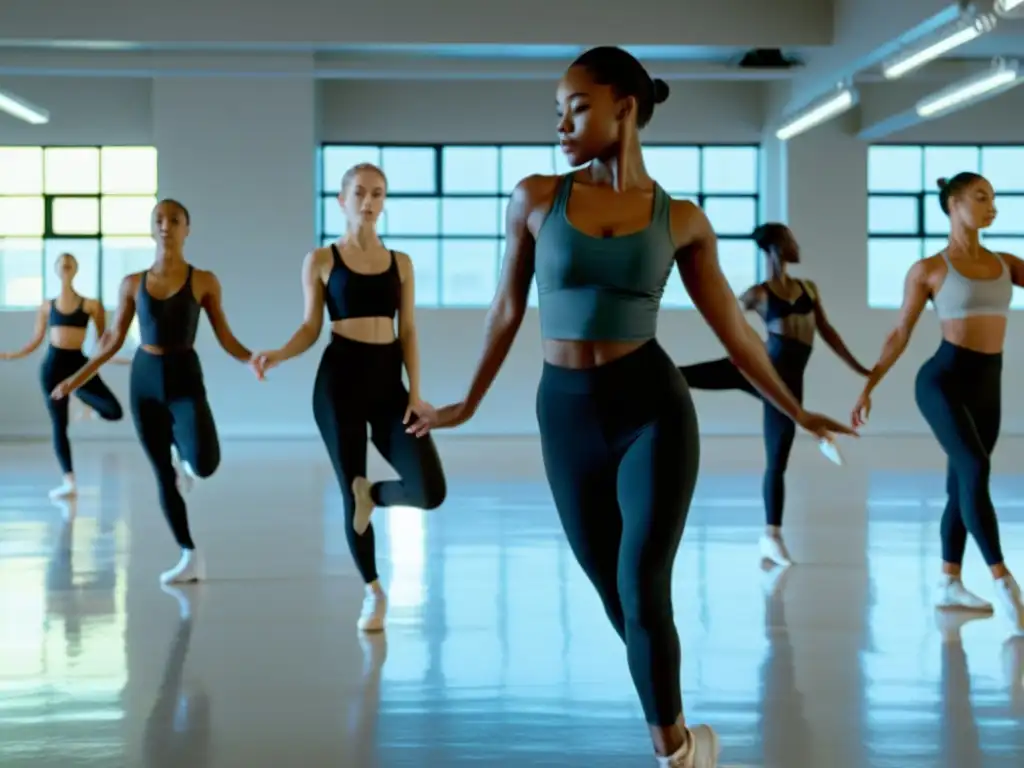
left=313, top=335, right=447, bottom=584
left=536, top=340, right=699, bottom=726
left=130, top=350, right=220, bottom=550
left=41, top=346, right=124, bottom=473
left=678, top=333, right=811, bottom=527
left=915, top=340, right=1004, bottom=567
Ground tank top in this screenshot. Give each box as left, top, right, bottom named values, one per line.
left=324, top=244, right=402, bottom=321
left=49, top=298, right=90, bottom=329
left=932, top=251, right=1012, bottom=321
left=534, top=174, right=676, bottom=340
left=136, top=266, right=201, bottom=349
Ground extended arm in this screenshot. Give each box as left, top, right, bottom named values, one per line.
left=57, top=277, right=137, bottom=393
left=808, top=281, right=870, bottom=376
left=395, top=252, right=423, bottom=401
left=267, top=250, right=325, bottom=365
left=456, top=176, right=537, bottom=417
left=861, top=261, right=930, bottom=396
left=1, top=302, right=48, bottom=359
left=200, top=272, right=252, bottom=363
left=676, top=203, right=805, bottom=422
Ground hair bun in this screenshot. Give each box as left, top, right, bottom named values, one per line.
left=936, top=177, right=948, bottom=190
left=652, top=78, right=670, bottom=105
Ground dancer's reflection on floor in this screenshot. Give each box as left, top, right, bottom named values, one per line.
left=346, top=633, right=388, bottom=766
left=758, top=564, right=813, bottom=768
left=935, top=612, right=984, bottom=768
left=142, top=586, right=210, bottom=768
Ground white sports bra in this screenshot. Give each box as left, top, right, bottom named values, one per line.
left=932, top=251, right=1012, bottom=321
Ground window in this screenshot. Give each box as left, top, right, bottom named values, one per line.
left=867, top=144, right=1024, bottom=309
left=319, top=144, right=761, bottom=308
left=0, top=146, right=158, bottom=310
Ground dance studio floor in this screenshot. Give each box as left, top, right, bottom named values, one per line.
left=0, top=434, right=1022, bottom=767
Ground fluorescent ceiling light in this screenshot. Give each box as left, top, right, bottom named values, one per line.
left=997, top=0, right=1024, bottom=13
left=883, top=13, right=997, bottom=80
left=0, top=89, right=49, bottom=124
left=775, top=87, right=857, bottom=141
left=916, top=59, right=1022, bottom=118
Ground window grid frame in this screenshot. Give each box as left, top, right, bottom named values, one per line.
left=867, top=142, right=1024, bottom=309
left=319, top=142, right=762, bottom=308
left=0, top=144, right=157, bottom=309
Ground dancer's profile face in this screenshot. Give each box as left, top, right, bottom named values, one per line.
left=151, top=202, right=190, bottom=247
left=556, top=66, right=629, bottom=167
left=776, top=227, right=800, bottom=264
left=55, top=253, right=78, bottom=280
left=341, top=169, right=386, bottom=228
left=950, top=177, right=997, bottom=231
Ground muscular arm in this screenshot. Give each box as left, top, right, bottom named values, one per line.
left=862, top=261, right=930, bottom=395
left=272, top=250, right=325, bottom=364
left=674, top=202, right=804, bottom=421
left=808, top=281, right=870, bottom=375
left=395, top=252, right=423, bottom=400
left=458, top=175, right=541, bottom=415
left=2, top=302, right=48, bottom=359
left=200, top=272, right=252, bottom=363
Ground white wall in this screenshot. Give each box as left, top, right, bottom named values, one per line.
left=2, top=74, right=1023, bottom=440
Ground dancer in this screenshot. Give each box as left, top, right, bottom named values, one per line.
left=853, top=172, right=1024, bottom=633
left=51, top=199, right=252, bottom=585
left=250, top=162, right=446, bottom=634
left=0, top=252, right=125, bottom=499
left=407, top=46, right=855, bottom=767
left=677, top=223, right=869, bottom=565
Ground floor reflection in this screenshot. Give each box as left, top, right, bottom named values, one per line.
left=0, top=437, right=1022, bottom=766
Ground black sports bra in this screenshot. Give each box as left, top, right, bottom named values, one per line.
left=49, top=299, right=90, bottom=329
left=763, top=280, right=815, bottom=322
left=324, top=245, right=402, bottom=322
left=136, top=266, right=201, bottom=349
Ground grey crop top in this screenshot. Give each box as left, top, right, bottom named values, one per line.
left=534, top=174, right=676, bottom=340
left=932, top=251, right=1012, bottom=321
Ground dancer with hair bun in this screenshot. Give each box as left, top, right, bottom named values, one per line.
left=53, top=199, right=252, bottom=586
left=677, top=223, right=869, bottom=566
left=250, top=162, right=447, bottom=634
left=407, top=47, right=856, bottom=767
left=854, top=173, right=1024, bottom=633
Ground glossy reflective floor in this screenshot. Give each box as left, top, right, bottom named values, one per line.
left=1, top=435, right=1023, bottom=767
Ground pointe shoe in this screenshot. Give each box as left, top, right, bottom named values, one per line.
left=160, top=549, right=205, bottom=585
left=658, top=724, right=720, bottom=767
left=759, top=534, right=793, bottom=567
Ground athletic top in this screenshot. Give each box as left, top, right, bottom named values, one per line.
left=534, top=174, right=676, bottom=340
left=49, top=298, right=90, bottom=329
left=136, top=266, right=201, bottom=349
left=762, top=280, right=815, bottom=322
left=932, top=251, right=1012, bottom=321
left=325, top=244, right=401, bottom=322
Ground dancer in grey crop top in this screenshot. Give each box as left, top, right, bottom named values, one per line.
left=408, top=46, right=855, bottom=768
left=855, top=171, right=1024, bottom=634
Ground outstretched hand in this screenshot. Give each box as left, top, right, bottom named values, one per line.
left=249, top=351, right=281, bottom=381
left=51, top=377, right=75, bottom=401
left=797, top=409, right=858, bottom=442
left=405, top=400, right=473, bottom=438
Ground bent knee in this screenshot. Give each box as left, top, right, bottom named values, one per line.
left=101, top=403, right=125, bottom=422
left=419, top=478, right=447, bottom=510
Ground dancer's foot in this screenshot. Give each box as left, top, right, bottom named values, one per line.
left=995, top=574, right=1024, bottom=634
left=934, top=610, right=988, bottom=642
left=49, top=475, right=77, bottom=500
left=657, top=724, right=720, bottom=767
left=171, top=445, right=196, bottom=494
left=935, top=576, right=994, bottom=613
left=160, top=549, right=204, bottom=585
left=357, top=583, right=387, bottom=633
left=759, top=532, right=792, bottom=567
left=352, top=477, right=375, bottom=535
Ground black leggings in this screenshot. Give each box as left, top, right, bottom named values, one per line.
left=915, top=340, right=1004, bottom=567
left=536, top=340, right=699, bottom=727
left=678, top=333, right=811, bottom=527
left=40, top=346, right=124, bottom=474
left=313, top=335, right=447, bottom=585
left=130, top=350, right=220, bottom=550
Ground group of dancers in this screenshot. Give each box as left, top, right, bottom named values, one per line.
left=3, top=44, right=1023, bottom=768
